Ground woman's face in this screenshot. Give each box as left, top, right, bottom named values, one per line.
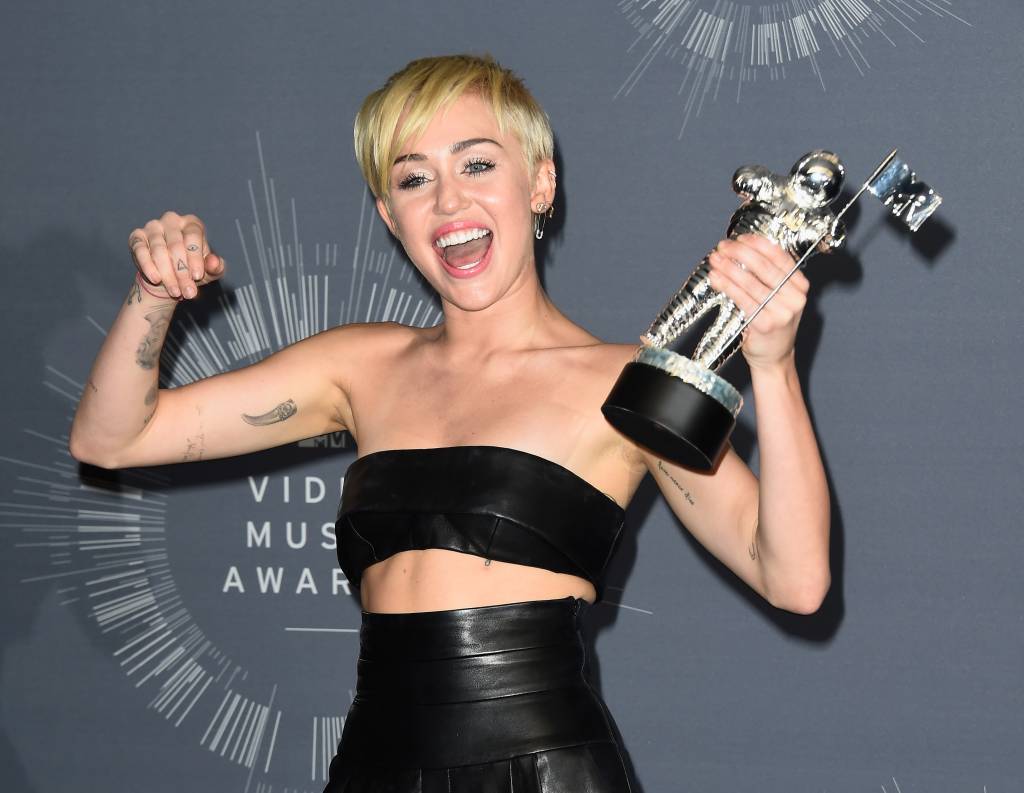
left=375, top=91, right=554, bottom=312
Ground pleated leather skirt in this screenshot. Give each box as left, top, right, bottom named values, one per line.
left=324, top=595, right=633, bottom=792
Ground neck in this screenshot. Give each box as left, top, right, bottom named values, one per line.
left=432, top=260, right=562, bottom=361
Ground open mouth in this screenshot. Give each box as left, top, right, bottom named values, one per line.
left=434, top=227, right=493, bottom=271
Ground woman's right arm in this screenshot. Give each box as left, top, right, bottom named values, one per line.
left=69, top=212, right=359, bottom=469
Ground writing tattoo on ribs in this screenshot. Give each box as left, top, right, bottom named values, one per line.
left=241, top=399, right=297, bottom=427
left=748, top=521, right=759, bottom=561
left=657, top=460, right=695, bottom=505
left=135, top=307, right=173, bottom=370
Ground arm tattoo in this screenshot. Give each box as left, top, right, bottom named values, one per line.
left=241, top=399, right=297, bottom=426
left=182, top=431, right=206, bottom=462
left=139, top=384, right=159, bottom=428
left=656, top=460, right=695, bottom=505
left=135, top=306, right=173, bottom=370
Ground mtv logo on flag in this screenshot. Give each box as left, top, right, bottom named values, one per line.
left=867, top=154, right=942, bottom=232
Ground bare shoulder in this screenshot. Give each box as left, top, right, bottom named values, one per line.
left=561, top=339, right=649, bottom=472
left=566, top=339, right=639, bottom=386
left=295, top=320, right=424, bottom=428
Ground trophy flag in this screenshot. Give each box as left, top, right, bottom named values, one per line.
left=867, top=153, right=942, bottom=232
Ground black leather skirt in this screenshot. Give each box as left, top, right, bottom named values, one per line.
left=324, top=595, right=633, bottom=792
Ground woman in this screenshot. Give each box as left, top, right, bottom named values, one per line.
left=70, top=54, right=830, bottom=792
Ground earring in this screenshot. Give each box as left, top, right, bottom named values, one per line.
left=533, top=201, right=555, bottom=240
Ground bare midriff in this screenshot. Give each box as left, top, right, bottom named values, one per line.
left=358, top=548, right=596, bottom=614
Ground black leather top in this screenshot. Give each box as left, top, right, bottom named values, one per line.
left=335, top=445, right=626, bottom=598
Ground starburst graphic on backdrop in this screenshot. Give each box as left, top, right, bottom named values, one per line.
left=616, top=0, right=970, bottom=136
left=3, top=132, right=441, bottom=791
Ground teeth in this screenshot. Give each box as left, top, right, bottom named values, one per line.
left=454, top=259, right=482, bottom=270
left=435, top=227, right=491, bottom=248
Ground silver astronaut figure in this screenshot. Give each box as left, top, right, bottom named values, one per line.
left=642, top=150, right=847, bottom=372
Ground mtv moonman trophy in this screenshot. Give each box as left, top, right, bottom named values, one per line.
left=601, top=149, right=942, bottom=470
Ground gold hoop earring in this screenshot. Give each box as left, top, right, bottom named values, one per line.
left=534, top=202, right=555, bottom=240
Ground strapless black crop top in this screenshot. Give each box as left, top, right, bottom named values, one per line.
left=335, top=445, right=626, bottom=598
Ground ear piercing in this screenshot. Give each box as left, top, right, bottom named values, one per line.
left=533, top=201, right=555, bottom=240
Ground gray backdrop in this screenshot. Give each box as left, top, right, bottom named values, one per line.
left=1, top=1, right=1020, bottom=791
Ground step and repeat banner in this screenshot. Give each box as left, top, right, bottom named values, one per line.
left=1, top=2, right=1019, bottom=792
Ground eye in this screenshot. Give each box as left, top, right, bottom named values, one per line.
left=465, top=157, right=496, bottom=176
left=397, top=171, right=429, bottom=191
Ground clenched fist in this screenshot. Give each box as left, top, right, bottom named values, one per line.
left=128, top=211, right=225, bottom=300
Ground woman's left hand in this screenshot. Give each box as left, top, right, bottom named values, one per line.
left=706, top=233, right=809, bottom=372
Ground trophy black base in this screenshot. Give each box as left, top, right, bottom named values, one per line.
left=601, top=361, right=735, bottom=471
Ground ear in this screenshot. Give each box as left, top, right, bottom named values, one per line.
left=375, top=196, right=400, bottom=238
left=528, top=157, right=557, bottom=211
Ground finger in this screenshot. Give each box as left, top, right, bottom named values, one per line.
left=128, top=230, right=161, bottom=285
left=710, top=265, right=791, bottom=339
left=718, top=238, right=776, bottom=287
left=738, top=233, right=797, bottom=269
left=709, top=249, right=772, bottom=305
left=707, top=255, right=758, bottom=315
left=737, top=234, right=808, bottom=293
left=198, top=251, right=225, bottom=285
left=180, top=216, right=206, bottom=281
left=163, top=226, right=197, bottom=299
left=718, top=239, right=806, bottom=311
left=145, top=222, right=179, bottom=297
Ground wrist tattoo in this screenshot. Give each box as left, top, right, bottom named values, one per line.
left=241, top=399, right=297, bottom=426
left=127, top=279, right=142, bottom=305
left=657, top=460, right=695, bottom=505
left=135, top=306, right=173, bottom=370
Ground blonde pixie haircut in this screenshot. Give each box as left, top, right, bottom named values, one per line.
left=354, top=53, right=554, bottom=203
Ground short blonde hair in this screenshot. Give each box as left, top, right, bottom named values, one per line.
left=354, top=53, right=554, bottom=202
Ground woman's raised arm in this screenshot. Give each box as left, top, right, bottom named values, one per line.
left=69, top=211, right=360, bottom=469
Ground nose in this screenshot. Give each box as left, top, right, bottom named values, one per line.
left=434, top=173, right=468, bottom=215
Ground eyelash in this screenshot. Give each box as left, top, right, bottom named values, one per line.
left=396, top=157, right=496, bottom=191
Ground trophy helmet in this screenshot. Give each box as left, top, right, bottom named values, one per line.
left=789, top=150, right=845, bottom=209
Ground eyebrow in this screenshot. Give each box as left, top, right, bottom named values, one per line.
left=392, top=137, right=502, bottom=166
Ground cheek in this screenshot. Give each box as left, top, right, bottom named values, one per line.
left=479, top=184, right=532, bottom=231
